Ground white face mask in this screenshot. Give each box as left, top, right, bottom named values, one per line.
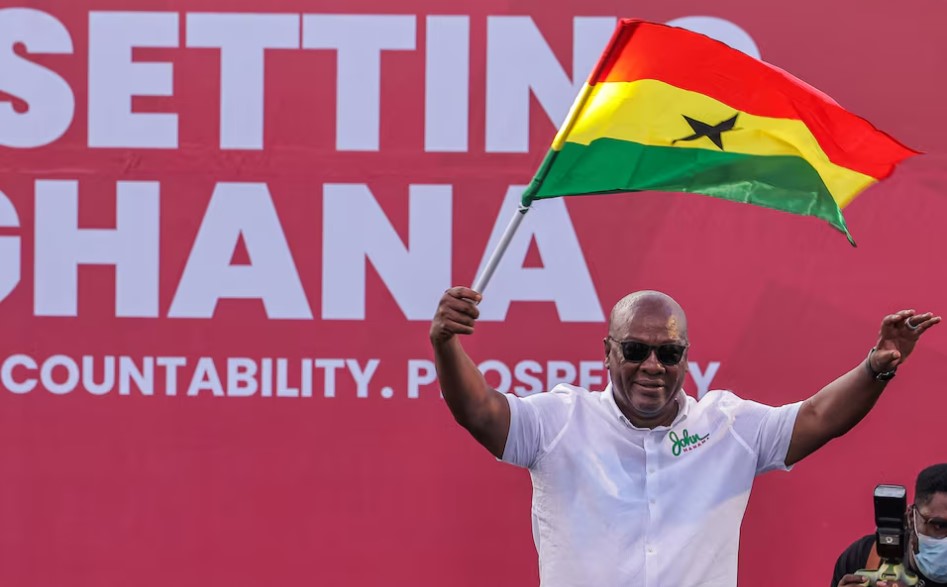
left=915, top=510, right=947, bottom=583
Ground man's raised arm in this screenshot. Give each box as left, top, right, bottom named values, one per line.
left=785, top=309, right=940, bottom=466
left=429, top=287, right=511, bottom=458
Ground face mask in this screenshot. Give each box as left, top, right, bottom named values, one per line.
left=915, top=511, right=947, bottom=582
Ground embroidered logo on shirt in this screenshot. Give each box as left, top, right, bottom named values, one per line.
left=669, top=429, right=710, bottom=456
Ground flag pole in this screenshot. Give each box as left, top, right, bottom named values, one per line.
left=469, top=19, right=625, bottom=294
left=472, top=204, right=530, bottom=293
left=471, top=82, right=600, bottom=294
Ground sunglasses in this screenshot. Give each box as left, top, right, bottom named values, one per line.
left=608, top=337, right=688, bottom=366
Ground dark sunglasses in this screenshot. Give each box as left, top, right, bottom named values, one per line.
left=608, top=337, right=688, bottom=366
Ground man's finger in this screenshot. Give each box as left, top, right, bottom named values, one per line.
left=443, top=318, right=475, bottom=335
left=443, top=296, right=481, bottom=319
left=446, top=286, right=482, bottom=303
left=883, top=313, right=907, bottom=326
left=838, top=574, right=870, bottom=586
left=906, top=313, right=940, bottom=333
left=919, top=315, right=942, bottom=331
left=443, top=308, right=476, bottom=327
left=904, top=311, right=931, bottom=325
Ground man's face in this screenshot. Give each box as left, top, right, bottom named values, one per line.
left=915, top=492, right=947, bottom=540
left=605, top=303, right=688, bottom=421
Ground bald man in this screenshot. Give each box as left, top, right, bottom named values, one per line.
left=429, top=287, right=940, bottom=587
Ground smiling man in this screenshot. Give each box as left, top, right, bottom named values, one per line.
left=429, top=288, right=939, bottom=587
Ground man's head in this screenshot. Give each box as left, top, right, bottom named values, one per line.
left=604, top=291, right=689, bottom=427
left=908, top=464, right=947, bottom=581
left=914, top=463, right=947, bottom=538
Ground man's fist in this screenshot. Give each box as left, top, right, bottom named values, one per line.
left=430, top=287, right=482, bottom=345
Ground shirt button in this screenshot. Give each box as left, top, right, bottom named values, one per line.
left=647, top=546, right=655, bottom=555
left=650, top=498, right=656, bottom=505
left=648, top=468, right=656, bottom=474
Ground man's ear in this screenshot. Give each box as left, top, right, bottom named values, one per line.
left=603, top=338, right=610, bottom=360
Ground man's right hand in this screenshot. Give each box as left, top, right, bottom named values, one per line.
left=430, top=287, right=482, bottom=345
left=428, top=286, right=510, bottom=458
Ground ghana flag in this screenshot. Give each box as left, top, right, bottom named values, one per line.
left=521, top=19, right=918, bottom=244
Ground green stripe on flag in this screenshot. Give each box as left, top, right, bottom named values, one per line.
left=530, top=138, right=853, bottom=242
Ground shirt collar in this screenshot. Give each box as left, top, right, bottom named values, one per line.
left=603, top=383, right=689, bottom=430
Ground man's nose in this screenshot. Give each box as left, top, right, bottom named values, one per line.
left=640, top=350, right=665, bottom=372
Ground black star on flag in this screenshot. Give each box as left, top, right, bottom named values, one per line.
left=672, top=113, right=739, bottom=150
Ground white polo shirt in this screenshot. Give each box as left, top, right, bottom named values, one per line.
left=502, top=384, right=802, bottom=587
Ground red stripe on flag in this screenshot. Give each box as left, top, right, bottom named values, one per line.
left=591, top=19, right=917, bottom=179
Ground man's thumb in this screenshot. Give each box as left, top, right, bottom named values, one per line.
left=876, top=349, right=902, bottom=367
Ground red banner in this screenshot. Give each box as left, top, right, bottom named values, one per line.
left=2, top=1, right=946, bottom=585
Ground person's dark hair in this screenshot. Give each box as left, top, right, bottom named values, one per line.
left=915, top=463, right=947, bottom=505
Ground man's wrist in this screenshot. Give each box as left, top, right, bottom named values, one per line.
left=865, top=347, right=896, bottom=382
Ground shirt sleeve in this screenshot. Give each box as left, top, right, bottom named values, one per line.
left=716, top=390, right=803, bottom=475
left=500, top=385, right=576, bottom=469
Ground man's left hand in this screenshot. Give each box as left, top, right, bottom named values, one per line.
left=871, top=309, right=941, bottom=373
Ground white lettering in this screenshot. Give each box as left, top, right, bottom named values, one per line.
left=407, top=359, right=436, bottom=398
left=88, top=11, right=179, bottom=148
left=186, top=13, right=300, bottom=150
left=0, top=8, right=74, bottom=147
left=578, top=360, right=604, bottom=390
left=424, top=15, right=469, bottom=152
left=479, top=359, right=512, bottom=393
left=119, top=356, right=153, bottom=395
left=227, top=358, right=258, bottom=397
left=547, top=360, right=577, bottom=389
left=1, top=354, right=37, bottom=393
left=477, top=187, right=603, bottom=322
left=486, top=16, right=614, bottom=152
left=260, top=358, right=273, bottom=397
left=82, top=355, right=115, bottom=395
left=300, top=358, right=313, bottom=398
left=169, top=182, right=312, bottom=319
left=276, top=358, right=299, bottom=397
left=0, top=190, right=21, bottom=302
left=689, top=361, right=721, bottom=398
left=513, top=360, right=543, bottom=396
left=41, top=354, right=79, bottom=394
left=316, top=358, right=344, bottom=398
left=188, top=357, right=224, bottom=396
left=346, top=358, right=379, bottom=398
left=322, top=184, right=451, bottom=320
left=34, top=180, right=160, bottom=317
left=156, top=356, right=187, bottom=396
left=302, top=14, right=415, bottom=151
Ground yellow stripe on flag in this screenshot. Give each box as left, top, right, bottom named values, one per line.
left=562, top=79, right=876, bottom=207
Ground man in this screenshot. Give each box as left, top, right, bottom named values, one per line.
left=429, top=286, right=939, bottom=587
left=834, top=464, right=947, bottom=587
